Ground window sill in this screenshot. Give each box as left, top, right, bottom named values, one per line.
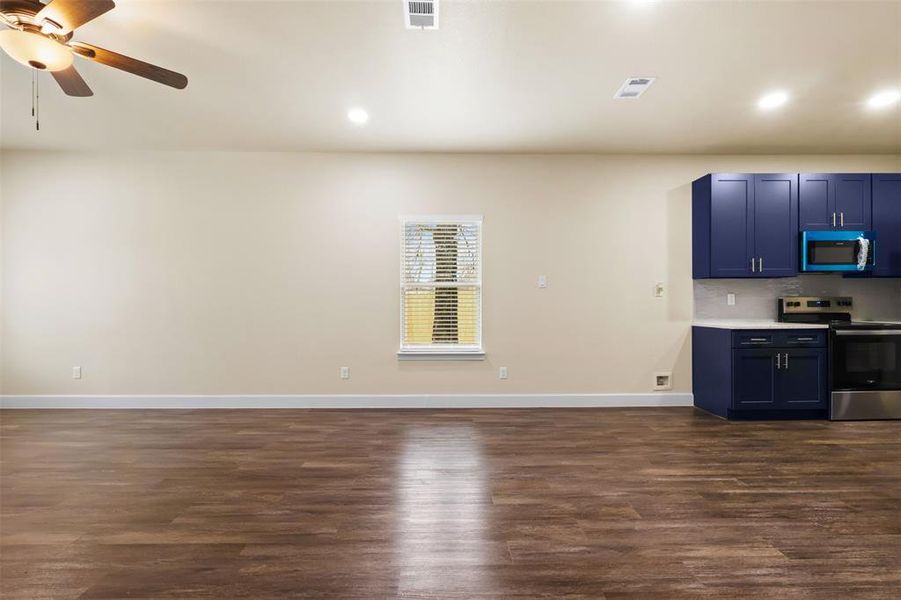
left=397, top=349, right=486, bottom=361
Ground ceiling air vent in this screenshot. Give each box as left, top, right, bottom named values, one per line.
left=614, top=77, right=656, bottom=100
left=404, top=0, right=439, bottom=30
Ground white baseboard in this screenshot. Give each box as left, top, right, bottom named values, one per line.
left=0, top=393, right=693, bottom=410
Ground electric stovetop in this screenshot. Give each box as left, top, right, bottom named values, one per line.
left=778, top=296, right=900, bottom=330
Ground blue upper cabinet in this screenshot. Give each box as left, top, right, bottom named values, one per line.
left=799, top=174, right=832, bottom=230
left=693, top=173, right=798, bottom=278
left=799, top=173, right=871, bottom=231
left=708, top=174, right=753, bottom=278
left=753, top=174, right=798, bottom=277
left=834, top=174, right=872, bottom=230
left=872, top=174, right=901, bottom=277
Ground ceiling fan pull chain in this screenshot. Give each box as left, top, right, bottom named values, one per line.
left=31, top=70, right=35, bottom=117
left=35, top=72, right=40, bottom=131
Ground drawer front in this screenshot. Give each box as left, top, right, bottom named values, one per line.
left=732, top=330, right=828, bottom=348
left=732, top=332, right=776, bottom=348
left=777, top=331, right=827, bottom=348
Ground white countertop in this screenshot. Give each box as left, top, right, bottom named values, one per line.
left=693, top=320, right=830, bottom=330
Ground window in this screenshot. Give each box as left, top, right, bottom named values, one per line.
left=400, top=216, right=483, bottom=357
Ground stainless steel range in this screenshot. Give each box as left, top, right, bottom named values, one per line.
left=778, top=296, right=901, bottom=420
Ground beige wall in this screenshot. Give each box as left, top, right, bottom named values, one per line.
left=1, top=151, right=899, bottom=396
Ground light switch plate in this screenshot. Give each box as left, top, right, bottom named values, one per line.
left=339, top=366, right=350, bottom=380
left=72, top=366, right=82, bottom=379
left=727, top=293, right=736, bottom=306
left=499, top=367, right=508, bottom=380
left=537, top=275, right=547, bottom=288
left=654, top=282, right=665, bottom=298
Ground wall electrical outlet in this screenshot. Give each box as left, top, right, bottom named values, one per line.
left=727, top=293, right=736, bottom=306
left=499, top=367, right=508, bottom=380
left=72, top=366, right=82, bottom=379
left=339, top=366, right=350, bottom=380
left=654, top=282, right=665, bottom=298
left=537, top=275, right=547, bottom=288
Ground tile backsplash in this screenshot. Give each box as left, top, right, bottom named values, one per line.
left=694, top=275, right=901, bottom=321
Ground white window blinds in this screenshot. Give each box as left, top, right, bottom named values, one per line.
left=401, top=216, right=482, bottom=353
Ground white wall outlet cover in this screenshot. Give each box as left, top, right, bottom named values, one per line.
left=654, top=282, right=665, bottom=298
left=499, top=367, right=508, bottom=380
left=340, top=367, right=350, bottom=380
left=537, top=275, right=547, bottom=288
left=727, top=293, right=736, bottom=306
left=72, top=366, right=82, bottom=379
left=653, top=372, right=672, bottom=391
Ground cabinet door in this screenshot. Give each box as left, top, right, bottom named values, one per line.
left=776, top=348, right=827, bottom=408
left=872, top=174, right=901, bottom=277
left=752, top=174, right=798, bottom=277
left=733, top=349, right=777, bottom=409
left=799, top=174, right=833, bottom=230
left=833, top=174, right=872, bottom=230
left=710, top=174, right=754, bottom=278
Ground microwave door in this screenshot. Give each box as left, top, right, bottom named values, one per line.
left=802, top=231, right=876, bottom=272
left=810, top=240, right=856, bottom=265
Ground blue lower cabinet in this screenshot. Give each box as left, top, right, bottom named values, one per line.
left=776, top=348, right=828, bottom=408
left=693, top=327, right=828, bottom=419
left=733, top=350, right=777, bottom=408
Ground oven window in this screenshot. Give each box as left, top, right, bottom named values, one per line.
left=832, top=336, right=901, bottom=390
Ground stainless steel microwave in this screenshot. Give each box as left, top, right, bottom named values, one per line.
left=801, top=230, right=876, bottom=272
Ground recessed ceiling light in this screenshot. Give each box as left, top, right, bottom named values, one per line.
left=867, top=89, right=900, bottom=109
left=758, top=91, right=789, bottom=110
left=347, top=107, right=369, bottom=125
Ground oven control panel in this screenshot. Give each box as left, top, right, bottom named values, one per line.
left=779, top=296, right=853, bottom=313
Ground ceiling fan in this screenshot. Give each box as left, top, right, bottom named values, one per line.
left=0, top=0, right=187, bottom=97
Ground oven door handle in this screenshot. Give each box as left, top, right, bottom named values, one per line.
left=834, top=330, right=901, bottom=336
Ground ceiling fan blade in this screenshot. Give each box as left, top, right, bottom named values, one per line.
left=71, top=42, right=188, bottom=89
left=51, top=63, right=92, bottom=96
left=36, top=0, right=115, bottom=34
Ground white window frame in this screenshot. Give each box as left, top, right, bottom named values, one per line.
left=398, top=215, right=484, bottom=360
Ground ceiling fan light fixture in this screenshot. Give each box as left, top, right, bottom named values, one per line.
left=40, top=18, right=64, bottom=35
left=0, top=28, right=73, bottom=72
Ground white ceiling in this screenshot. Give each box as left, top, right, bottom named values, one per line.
left=1, top=0, right=900, bottom=153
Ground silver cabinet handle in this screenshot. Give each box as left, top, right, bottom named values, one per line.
left=749, top=338, right=768, bottom=342
left=832, top=212, right=837, bottom=227
left=776, top=353, right=781, bottom=369
left=751, top=257, right=756, bottom=272
left=758, top=257, right=763, bottom=272
left=840, top=212, right=844, bottom=227
left=784, top=353, right=789, bottom=369
left=796, top=337, right=814, bottom=341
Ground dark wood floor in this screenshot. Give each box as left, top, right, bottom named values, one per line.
left=1, top=408, right=899, bottom=599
